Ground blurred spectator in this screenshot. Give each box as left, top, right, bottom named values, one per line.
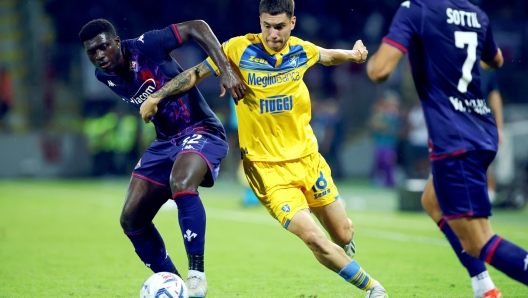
left=0, top=67, right=13, bottom=132
left=311, top=97, right=346, bottom=179
left=113, top=112, right=141, bottom=175
left=84, top=103, right=118, bottom=176
left=368, top=90, right=401, bottom=188
left=405, top=102, right=430, bottom=178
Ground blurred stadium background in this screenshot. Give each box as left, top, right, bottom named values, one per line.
left=1, top=0, right=528, bottom=297
left=1, top=0, right=528, bottom=199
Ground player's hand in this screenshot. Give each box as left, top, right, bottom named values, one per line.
left=219, top=67, right=246, bottom=105
left=139, top=96, right=158, bottom=124
left=352, top=40, right=368, bottom=63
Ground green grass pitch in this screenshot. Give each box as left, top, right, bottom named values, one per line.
left=0, top=178, right=527, bottom=297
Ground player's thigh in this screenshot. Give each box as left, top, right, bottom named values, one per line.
left=311, top=200, right=352, bottom=243
left=171, top=132, right=229, bottom=189
left=287, top=208, right=328, bottom=243
left=170, top=152, right=209, bottom=192
left=304, top=153, right=350, bottom=240
left=431, top=150, right=495, bottom=220
left=421, top=175, right=444, bottom=222
left=304, top=153, right=340, bottom=209
left=121, top=176, right=171, bottom=231
left=243, top=159, right=308, bottom=228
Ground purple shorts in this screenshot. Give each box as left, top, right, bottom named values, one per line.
left=132, top=132, right=228, bottom=192
left=431, top=150, right=496, bottom=220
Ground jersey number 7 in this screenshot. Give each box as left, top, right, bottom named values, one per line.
left=454, top=31, right=478, bottom=93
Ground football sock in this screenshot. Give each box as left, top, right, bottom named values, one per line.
left=173, top=191, right=206, bottom=256
left=480, top=234, right=528, bottom=285
left=437, top=219, right=487, bottom=277
left=125, top=223, right=177, bottom=274
left=338, top=260, right=374, bottom=290
left=188, top=253, right=204, bottom=272
left=471, top=271, right=495, bottom=296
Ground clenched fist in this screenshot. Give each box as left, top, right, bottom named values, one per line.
left=353, top=40, right=368, bottom=63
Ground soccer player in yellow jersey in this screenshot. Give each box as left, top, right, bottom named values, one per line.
left=140, top=1, right=388, bottom=297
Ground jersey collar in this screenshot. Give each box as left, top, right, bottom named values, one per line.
left=258, top=33, right=291, bottom=57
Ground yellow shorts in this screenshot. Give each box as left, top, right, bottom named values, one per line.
left=242, top=152, right=340, bottom=228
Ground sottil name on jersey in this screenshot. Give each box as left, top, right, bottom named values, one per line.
left=446, top=8, right=481, bottom=28
left=260, top=95, right=293, bottom=114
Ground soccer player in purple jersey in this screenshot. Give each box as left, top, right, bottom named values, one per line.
left=367, top=0, right=528, bottom=296
left=79, top=19, right=245, bottom=298
left=420, top=65, right=506, bottom=297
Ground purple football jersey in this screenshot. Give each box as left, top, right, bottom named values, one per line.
left=383, top=0, right=499, bottom=159
left=95, top=24, right=225, bottom=141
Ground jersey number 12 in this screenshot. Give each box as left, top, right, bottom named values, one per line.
left=454, top=31, right=478, bottom=93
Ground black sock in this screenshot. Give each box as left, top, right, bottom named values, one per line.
left=188, top=253, right=204, bottom=272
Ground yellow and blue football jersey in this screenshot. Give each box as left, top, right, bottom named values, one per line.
left=205, top=33, right=321, bottom=162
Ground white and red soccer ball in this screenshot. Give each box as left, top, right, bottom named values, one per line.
left=140, top=272, right=188, bottom=298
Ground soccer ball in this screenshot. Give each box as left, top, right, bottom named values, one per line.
left=140, top=272, right=189, bottom=298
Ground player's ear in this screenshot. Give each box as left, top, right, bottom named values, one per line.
left=291, top=16, right=296, bottom=29
left=114, top=36, right=121, bottom=46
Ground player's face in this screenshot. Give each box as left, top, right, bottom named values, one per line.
left=260, top=13, right=296, bottom=52
left=83, top=33, right=123, bottom=73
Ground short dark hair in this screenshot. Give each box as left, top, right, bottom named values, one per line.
left=78, top=19, right=117, bottom=43
left=259, top=0, right=294, bottom=18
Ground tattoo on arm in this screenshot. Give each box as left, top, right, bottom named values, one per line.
left=151, top=62, right=210, bottom=99
left=151, top=71, right=192, bottom=99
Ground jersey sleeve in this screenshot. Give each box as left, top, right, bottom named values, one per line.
left=302, top=40, right=321, bottom=67
left=382, top=2, right=422, bottom=53
left=130, top=25, right=184, bottom=63
left=204, top=38, right=239, bottom=77
left=481, top=23, right=499, bottom=63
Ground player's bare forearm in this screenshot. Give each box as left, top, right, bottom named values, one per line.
left=488, top=90, right=504, bottom=130
left=318, top=40, right=368, bottom=66
left=152, top=62, right=211, bottom=102
left=139, top=63, right=211, bottom=123
left=321, top=49, right=362, bottom=66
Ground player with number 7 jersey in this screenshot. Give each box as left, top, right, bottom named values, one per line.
left=367, top=0, right=528, bottom=294
left=380, top=0, right=499, bottom=159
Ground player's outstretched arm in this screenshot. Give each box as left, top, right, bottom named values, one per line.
left=176, top=20, right=245, bottom=99
left=318, top=40, right=368, bottom=66
left=139, top=62, right=212, bottom=123
left=366, top=43, right=404, bottom=84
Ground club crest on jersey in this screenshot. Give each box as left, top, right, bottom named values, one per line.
left=281, top=204, right=291, bottom=213
left=260, top=95, right=293, bottom=115
left=288, top=53, right=300, bottom=68
left=130, top=60, right=139, bottom=72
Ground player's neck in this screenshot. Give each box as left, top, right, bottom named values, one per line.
left=113, top=57, right=129, bottom=77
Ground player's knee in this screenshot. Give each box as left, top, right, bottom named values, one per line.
left=120, top=212, right=134, bottom=232
left=333, top=223, right=353, bottom=246
left=169, top=176, right=196, bottom=193
left=303, top=231, right=331, bottom=253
